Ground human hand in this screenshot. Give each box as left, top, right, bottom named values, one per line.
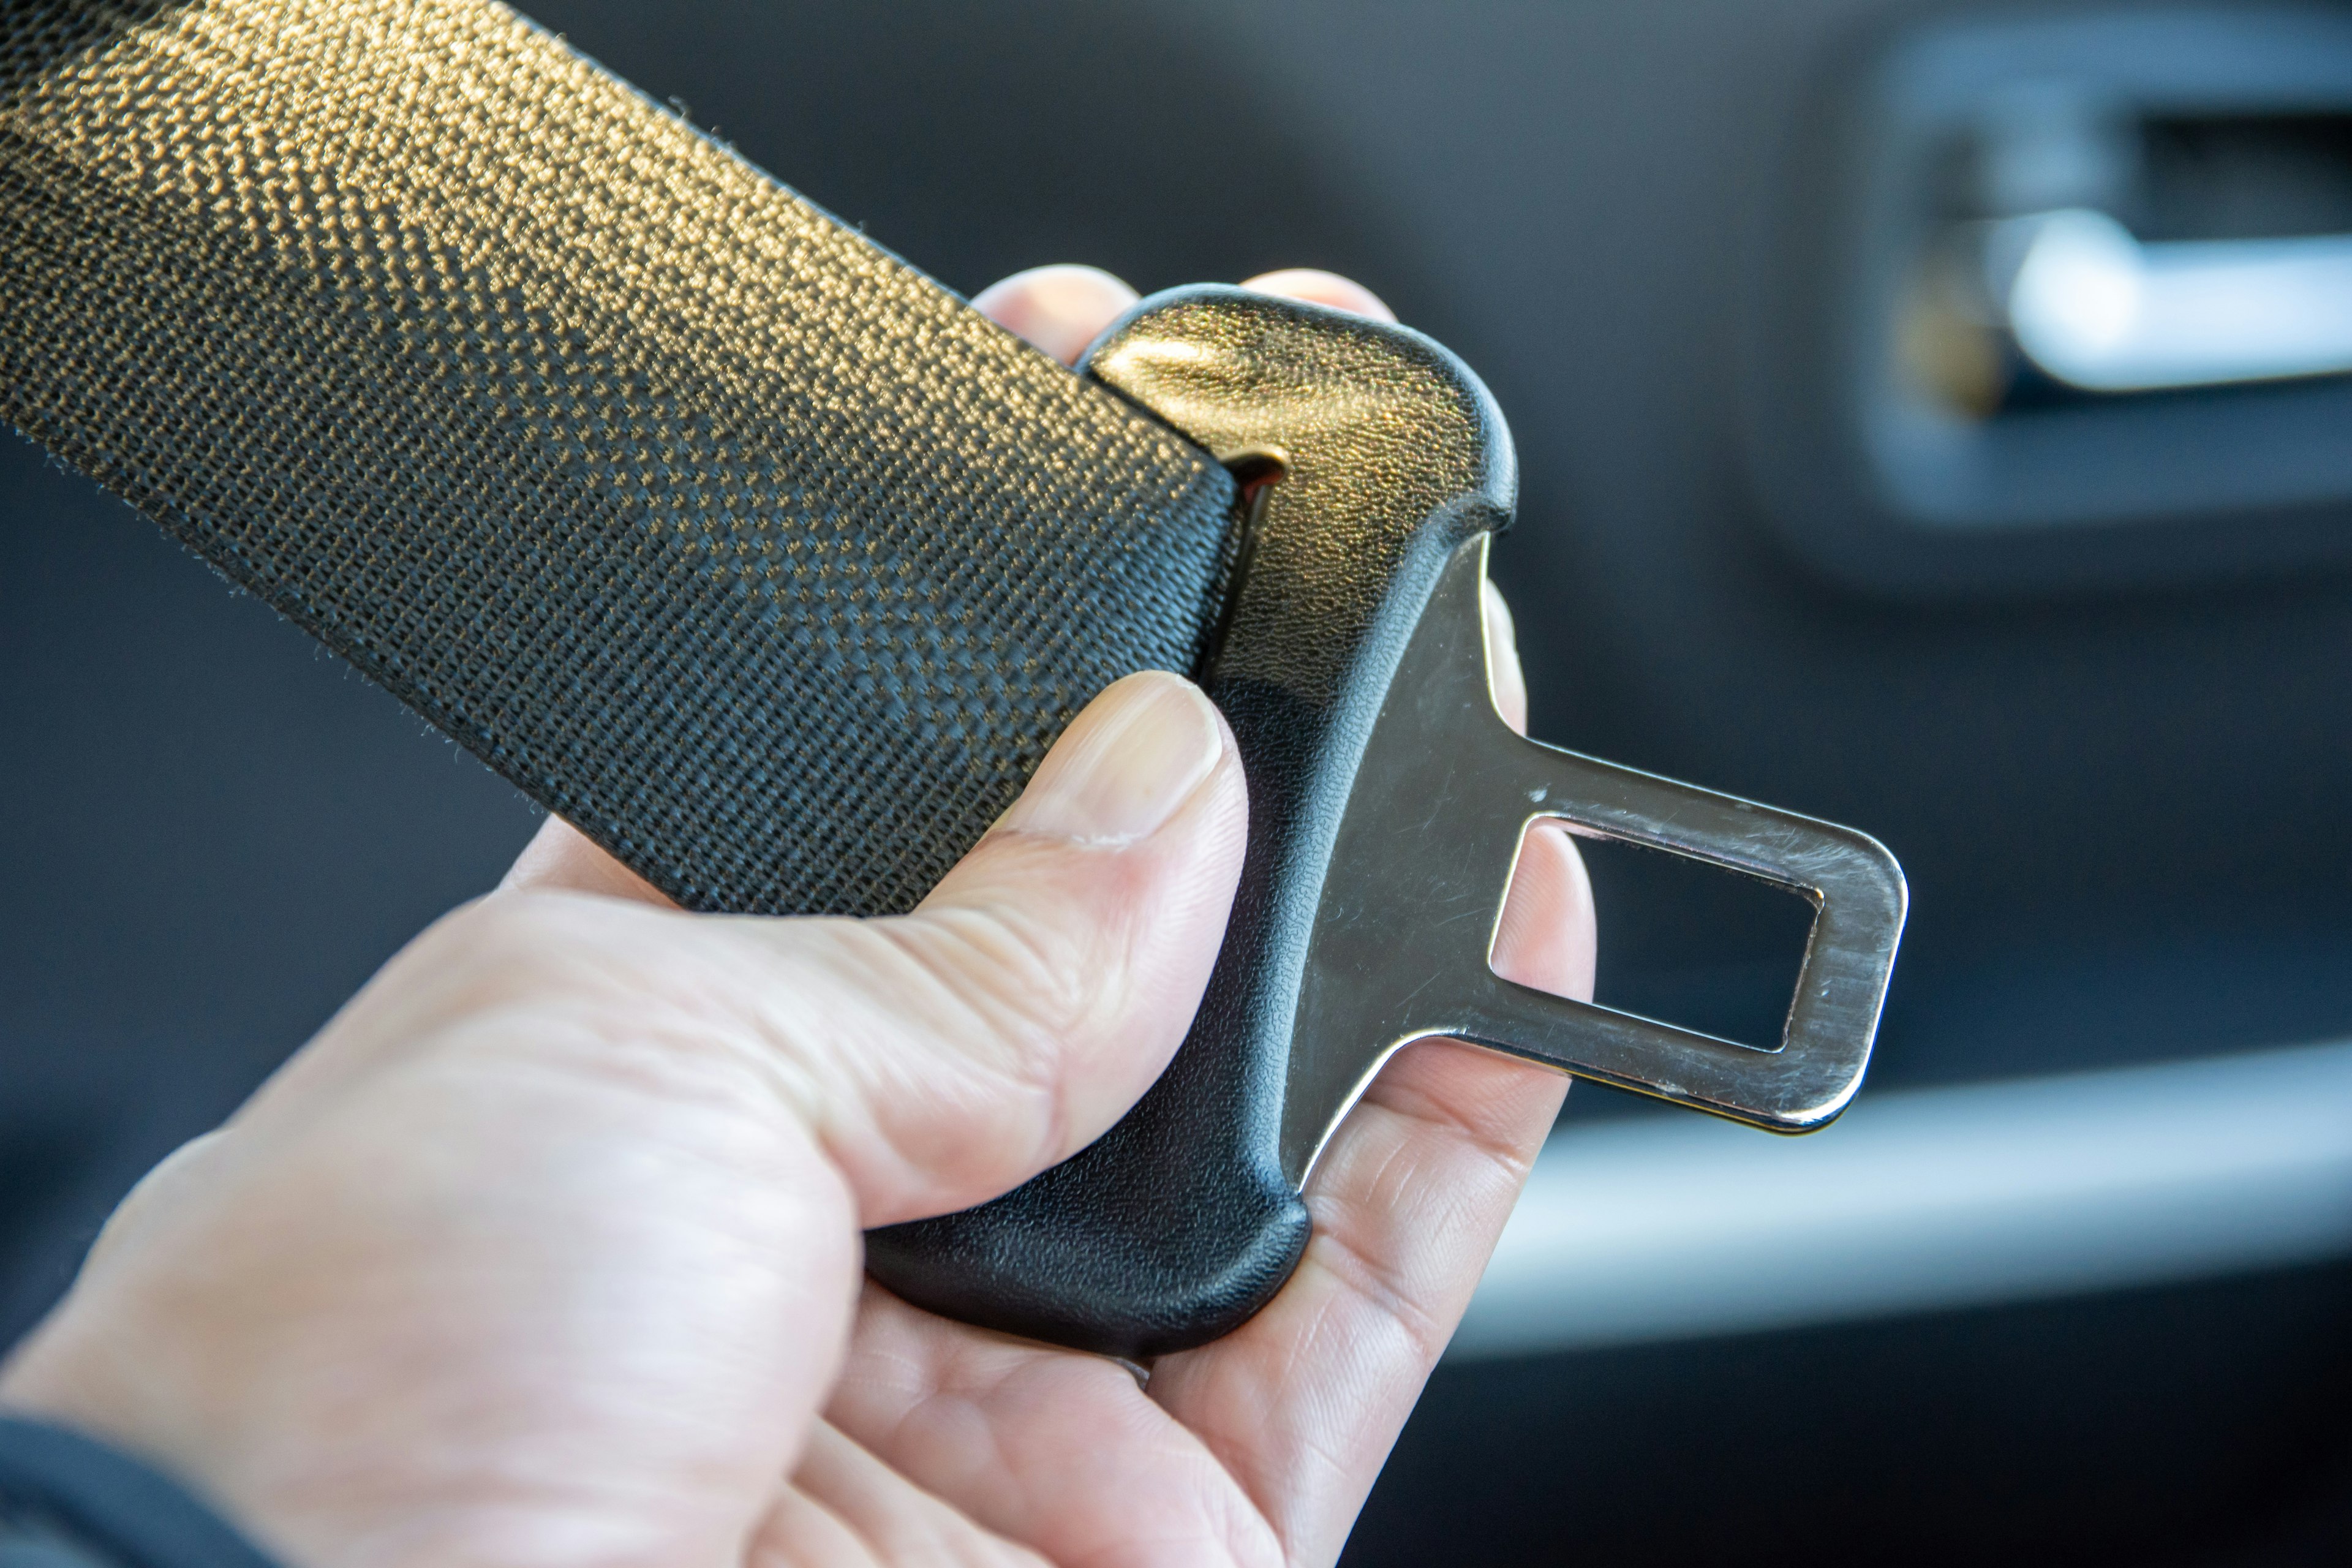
left=0, top=266, right=1594, bottom=1568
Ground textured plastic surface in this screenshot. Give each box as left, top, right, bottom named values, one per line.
left=867, top=289, right=1515, bottom=1356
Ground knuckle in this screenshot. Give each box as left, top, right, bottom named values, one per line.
left=888, top=898, right=1128, bottom=1091
left=415, top=894, right=610, bottom=1005
left=401, top=894, right=729, bottom=1052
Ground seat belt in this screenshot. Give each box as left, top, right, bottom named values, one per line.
left=0, top=0, right=1906, bottom=1357
left=1, top=0, right=1240, bottom=918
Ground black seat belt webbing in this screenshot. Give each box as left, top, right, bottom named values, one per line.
left=0, top=0, right=1242, bottom=916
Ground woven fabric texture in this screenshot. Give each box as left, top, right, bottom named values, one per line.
left=0, top=0, right=1240, bottom=914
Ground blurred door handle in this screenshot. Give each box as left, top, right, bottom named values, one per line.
left=1994, top=208, right=2352, bottom=393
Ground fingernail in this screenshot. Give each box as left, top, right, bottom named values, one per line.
left=1001, top=673, right=1224, bottom=845
left=1235, top=268, right=1398, bottom=323
left=972, top=264, right=1141, bottom=367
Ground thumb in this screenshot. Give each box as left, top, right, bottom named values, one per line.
left=478, top=671, right=1248, bottom=1227
left=827, top=669, right=1248, bottom=1221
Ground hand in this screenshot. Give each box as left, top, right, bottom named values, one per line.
left=0, top=267, right=1594, bottom=1568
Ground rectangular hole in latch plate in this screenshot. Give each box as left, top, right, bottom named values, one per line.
left=1499, top=828, right=1821, bottom=1061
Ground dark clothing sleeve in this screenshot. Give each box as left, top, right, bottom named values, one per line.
left=0, top=1420, right=280, bottom=1568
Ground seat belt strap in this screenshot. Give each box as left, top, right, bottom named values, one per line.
left=0, top=0, right=1241, bottom=918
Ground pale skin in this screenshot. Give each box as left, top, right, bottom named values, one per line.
left=0, top=266, right=1596, bottom=1568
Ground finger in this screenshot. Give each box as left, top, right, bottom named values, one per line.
left=1150, top=1038, right=1575, bottom=1562
left=825, top=1285, right=1278, bottom=1568
left=1482, top=577, right=1528, bottom=733
left=439, top=671, right=1248, bottom=1228
left=484, top=671, right=1241, bottom=1229
left=1237, top=268, right=1396, bottom=323
left=805, top=671, right=1245, bottom=1222
left=973, top=263, right=1140, bottom=367
left=499, top=815, right=674, bottom=905
left=1491, top=820, right=1596, bottom=998
left=1144, top=583, right=1591, bottom=1563
left=1480, top=578, right=1593, bottom=997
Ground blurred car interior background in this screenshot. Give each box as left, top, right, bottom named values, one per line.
left=5, top=1, right=2352, bottom=1562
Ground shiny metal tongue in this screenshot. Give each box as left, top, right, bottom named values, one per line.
left=1284, top=533, right=1909, bottom=1183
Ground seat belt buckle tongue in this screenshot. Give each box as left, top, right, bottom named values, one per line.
left=865, top=286, right=1910, bottom=1355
